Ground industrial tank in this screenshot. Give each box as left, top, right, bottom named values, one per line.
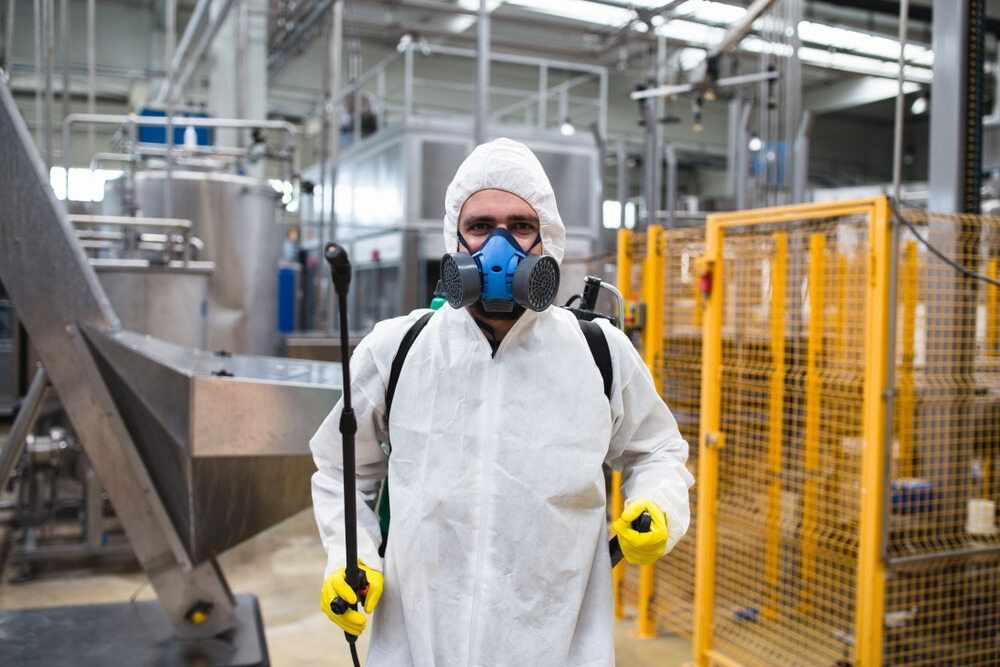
left=127, top=171, right=283, bottom=355
left=91, top=259, right=212, bottom=349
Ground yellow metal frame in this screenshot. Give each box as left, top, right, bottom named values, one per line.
left=635, top=225, right=666, bottom=638
left=692, top=197, right=892, bottom=667
left=763, top=232, right=786, bottom=620
left=798, top=232, right=826, bottom=616
left=612, top=228, right=632, bottom=620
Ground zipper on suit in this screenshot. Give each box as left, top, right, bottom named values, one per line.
left=467, top=356, right=498, bottom=664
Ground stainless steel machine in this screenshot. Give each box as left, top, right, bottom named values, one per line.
left=300, top=43, right=608, bottom=337
left=0, top=81, right=336, bottom=664
left=101, top=169, right=285, bottom=355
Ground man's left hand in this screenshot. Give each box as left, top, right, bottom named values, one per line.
left=612, top=499, right=668, bottom=566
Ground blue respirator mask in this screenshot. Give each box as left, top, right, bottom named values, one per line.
left=440, top=227, right=560, bottom=313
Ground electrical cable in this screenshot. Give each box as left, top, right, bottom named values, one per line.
left=350, top=641, right=360, bottom=667
left=890, top=199, right=1000, bottom=288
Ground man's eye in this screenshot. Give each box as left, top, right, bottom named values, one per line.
left=513, top=223, right=536, bottom=233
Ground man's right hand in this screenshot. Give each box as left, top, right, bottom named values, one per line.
left=320, top=560, right=384, bottom=635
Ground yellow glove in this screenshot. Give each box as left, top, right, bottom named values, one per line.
left=320, top=560, right=384, bottom=635
left=612, top=499, right=668, bottom=566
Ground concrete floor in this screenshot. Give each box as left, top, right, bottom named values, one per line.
left=0, top=508, right=691, bottom=665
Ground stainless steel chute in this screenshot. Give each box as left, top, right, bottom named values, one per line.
left=0, top=79, right=336, bottom=642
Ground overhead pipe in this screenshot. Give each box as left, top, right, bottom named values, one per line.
left=151, top=0, right=212, bottom=106
left=3, top=0, right=13, bottom=81
left=60, top=0, right=69, bottom=127
left=86, top=0, right=95, bottom=157
left=166, top=0, right=238, bottom=106
left=475, top=0, right=491, bottom=145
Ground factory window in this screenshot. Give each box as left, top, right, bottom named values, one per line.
left=602, top=200, right=636, bottom=230
left=49, top=167, right=123, bottom=203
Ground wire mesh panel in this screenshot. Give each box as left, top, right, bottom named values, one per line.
left=694, top=199, right=892, bottom=667
left=883, top=207, right=1000, bottom=666
left=712, top=216, right=868, bottom=666
left=652, top=227, right=705, bottom=639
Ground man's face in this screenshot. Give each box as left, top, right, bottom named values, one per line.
left=457, top=189, right=542, bottom=255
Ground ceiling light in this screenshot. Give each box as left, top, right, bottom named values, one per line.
left=560, top=120, right=576, bottom=136
left=910, top=96, right=928, bottom=115
left=505, top=0, right=636, bottom=27
left=748, top=134, right=762, bottom=152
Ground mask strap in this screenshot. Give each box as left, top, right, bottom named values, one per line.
left=456, top=232, right=473, bottom=254
left=528, top=234, right=542, bottom=252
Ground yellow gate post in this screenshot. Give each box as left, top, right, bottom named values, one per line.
left=611, top=228, right=632, bottom=620
left=854, top=196, right=891, bottom=667
left=634, top=225, right=666, bottom=639
left=988, top=258, right=999, bottom=357
left=763, top=233, right=787, bottom=620
left=798, top=232, right=826, bottom=616
left=692, top=218, right=724, bottom=667
left=898, top=241, right=918, bottom=478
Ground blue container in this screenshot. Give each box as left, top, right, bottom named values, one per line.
left=891, top=478, right=935, bottom=514
left=277, top=264, right=300, bottom=334
left=137, top=108, right=213, bottom=146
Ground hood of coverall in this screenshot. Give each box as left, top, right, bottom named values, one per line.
left=443, top=137, right=566, bottom=265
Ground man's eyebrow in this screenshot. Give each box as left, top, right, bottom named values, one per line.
left=507, top=214, right=539, bottom=223
left=461, top=215, right=496, bottom=225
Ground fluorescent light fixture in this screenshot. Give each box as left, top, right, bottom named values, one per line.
left=798, top=46, right=933, bottom=84
left=655, top=19, right=726, bottom=47
left=798, top=20, right=931, bottom=64
left=50, top=167, right=123, bottom=202
left=910, top=96, right=928, bottom=115
left=505, top=0, right=635, bottom=27
left=673, top=0, right=747, bottom=25
left=603, top=200, right=622, bottom=229
left=678, top=47, right=708, bottom=71
left=449, top=0, right=503, bottom=33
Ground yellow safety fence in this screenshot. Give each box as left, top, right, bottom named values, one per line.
left=613, top=225, right=703, bottom=640
left=613, top=198, right=999, bottom=665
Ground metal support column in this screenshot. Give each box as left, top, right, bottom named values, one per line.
left=663, top=143, right=676, bottom=228
left=0, top=367, right=51, bottom=486
left=791, top=111, right=813, bottom=203
left=925, top=0, right=982, bottom=547
left=642, top=96, right=659, bottom=227
left=474, top=0, right=490, bottom=145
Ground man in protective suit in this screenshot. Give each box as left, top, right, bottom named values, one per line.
left=310, top=138, right=693, bottom=665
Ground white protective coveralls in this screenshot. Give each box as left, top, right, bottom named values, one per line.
left=310, top=138, right=693, bottom=666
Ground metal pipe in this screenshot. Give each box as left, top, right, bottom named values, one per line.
left=792, top=110, right=813, bottom=203
left=86, top=0, right=95, bottom=157
left=879, top=207, right=900, bottom=566
left=43, top=0, right=54, bottom=170
left=642, top=96, right=659, bottom=228
left=64, top=112, right=298, bottom=134
left=0, top=367, right=51, bottom=487
left=325, top=0, right=343, bottom=331
left=736, top=102, right=753, bottom=209
left=598, top=69, right=608, bottom=139
left=537, top=64, right=547, bottom=130
left=168, top=0, right=238, bottom=106
left=632, top=69, right=781, bottom=100
left=886, top=543, right=1000, bottom=566
left=67, top=214, right=193, bottom=229
left=3, top=0, right=14, bottom=81
left=616, top=139, right=627, bottom=230
left=891, top=0, right=910, bottom=201
left=60, top=0, right=68, bottom=127
left=165, top=0, right=176, bottom=220
left=152, top=0, right=212, bottom=105
left=236, top=0, right=249, bottom=146
left=475, top=0, right=491, bottom=145
left=33, top=0, right=41, bottom=149
left=664, top=142, right=677, bottom=228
